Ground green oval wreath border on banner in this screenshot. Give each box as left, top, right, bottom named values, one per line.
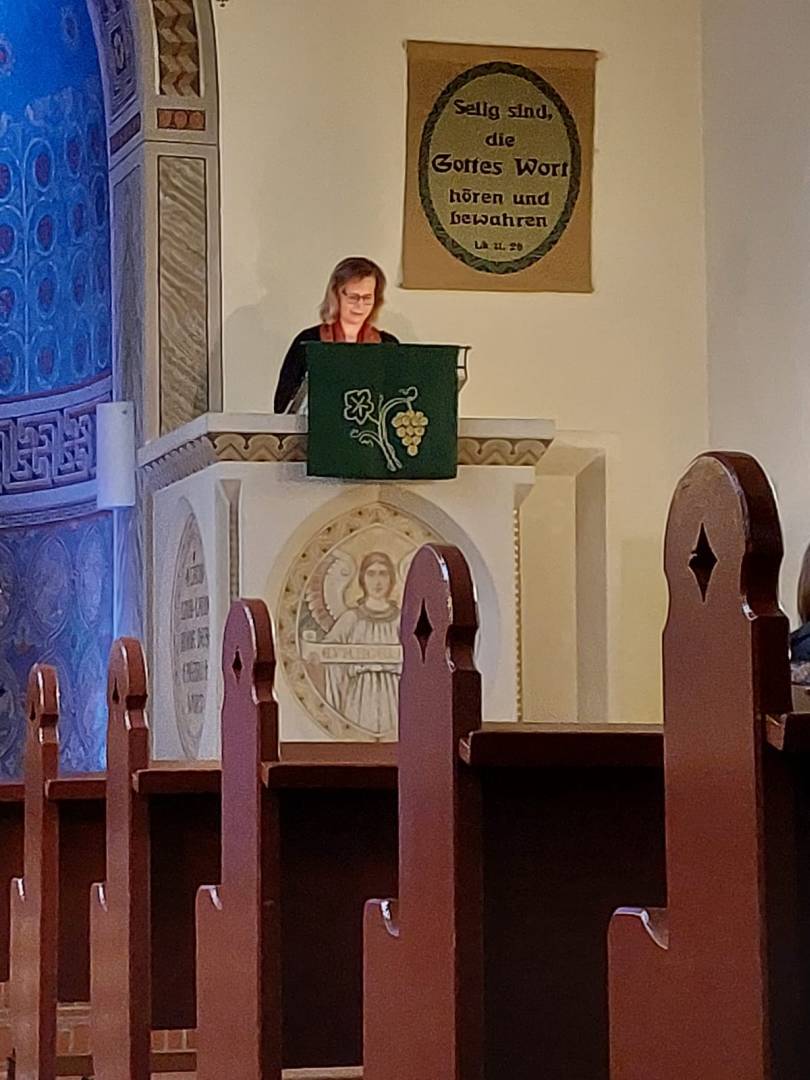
left=418, top=60, right=583, bottom=275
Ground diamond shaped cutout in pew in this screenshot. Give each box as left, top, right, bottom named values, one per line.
left=415, top=600, right=433, bottom=662
left=688, top=523, right=717, bottom=602
left=232, top=647, right=243, bottom=680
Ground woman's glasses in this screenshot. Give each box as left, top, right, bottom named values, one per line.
left=341, top=289, right=375, bottom=307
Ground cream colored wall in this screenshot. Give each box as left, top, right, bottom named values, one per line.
left=213, top=0, right=708, bottom=723
left=703, top=0, right=810, bottom=624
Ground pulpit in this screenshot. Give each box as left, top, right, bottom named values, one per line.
left=139, top=412, right=554, bottom=758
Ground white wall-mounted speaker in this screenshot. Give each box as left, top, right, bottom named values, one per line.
left=96, top=401, right=136, bottom=509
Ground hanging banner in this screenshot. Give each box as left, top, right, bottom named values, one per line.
left=403, top=40, right=596, bottom=293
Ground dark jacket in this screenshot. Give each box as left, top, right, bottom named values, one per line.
left=791, top=621, right=810, bottom=663
left=273, top=325, right=399, bottom=413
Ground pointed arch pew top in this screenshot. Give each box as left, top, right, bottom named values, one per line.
left=90, top=635, right=222, bottom=1080
left=10, top=664, right=106, bottom=1080
left=364, top=543, right=485, bottom=1080
left=364, top=543, right=666, bottom=1080
left=196, top=599, right=398, bottom=1080
left=608, top=451, right=810, bottom=1080
left=196, top=597, right=280, bottom=1080
left=11, top=665, right=60, bottom=1079
left=90, top=637, right=153, bottom=1080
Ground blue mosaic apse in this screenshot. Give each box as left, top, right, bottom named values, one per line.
left=0, top=0, right=111, bottom=398
left=0, top=1, right=115, bottom=776
left=0, top=513, right=113, bottom=777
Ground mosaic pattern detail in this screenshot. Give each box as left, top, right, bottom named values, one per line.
left=109, top=111, right=142, bottom=156
left=157, top=108, right=206, bottom=131
left=0, top=512, right=113, bottom=777
left=0, top=498, right=104, bottom=528
left=0, top=390, right=102, bottom=495
left=152, top=0, right=202, bottom=97
left=0, top=34, right=15, bottom=78
left=113, top=502, right=144, bottom=639
left=0, top=84, right=111, bottom=397
left=87, top=0, right=139, bottom=120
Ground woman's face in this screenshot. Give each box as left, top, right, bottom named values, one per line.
left=338, top=275, right=376, bottom=328
left=362, top=560, right=393, bottom=600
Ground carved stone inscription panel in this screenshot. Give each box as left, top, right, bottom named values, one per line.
left=171, top=508, right=210, bottom=758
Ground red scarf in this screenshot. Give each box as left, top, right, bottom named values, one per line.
left=320, top=321, right=382, bottom=344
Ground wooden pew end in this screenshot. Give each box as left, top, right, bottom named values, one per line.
left=364, top=898, right=400, bottom=940
left=610, top=906, right=669, bottom=951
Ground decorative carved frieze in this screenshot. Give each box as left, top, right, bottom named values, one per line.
left=210, top=432, right=308, bottom=463
left=456, top=437, right=551, bottom=467
left=0, top=388, right=111, bottom=497
left=144, top=430, right=551, bottom=487
left=141, top=434, right=217, bottom=495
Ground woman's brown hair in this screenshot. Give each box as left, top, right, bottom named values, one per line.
left=319, top=257, right=387, bottom=324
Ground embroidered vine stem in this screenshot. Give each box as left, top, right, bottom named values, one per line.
left=350, top=387, right=418, bottom=473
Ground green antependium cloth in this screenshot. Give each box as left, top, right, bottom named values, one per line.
left=305, top=343, right=459, bottom=480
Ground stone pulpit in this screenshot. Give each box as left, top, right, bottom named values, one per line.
left=139, top=413, right=554, bottom=757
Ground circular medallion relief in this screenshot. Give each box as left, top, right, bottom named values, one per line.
left=75, top=644, right=106, bottom=771
left=0, top=542, right=17, bottom=631
left=171, top=511, right=210, bottom=759
left=76, top=525, right=106, bottom=628
left=30, top=535, right=71, bottom=636
left=276, top=502, right=441, bottom=741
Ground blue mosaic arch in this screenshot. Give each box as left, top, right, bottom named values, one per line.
left=0, top=0, right=222, bottom=776
left=0, top=0, right=113, bottom=776
left=0, top=0, right=111, bottom=398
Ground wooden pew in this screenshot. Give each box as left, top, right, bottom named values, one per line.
left=9, top=664, right=105, bottom=1080
left=608, top=451, right=810, bottom=1079
left=6, top=641, right=220, bottom=1080
left=196, top=598, right=398, bottom=1080
left=363, top=545, right=484, bottom=1080
left=0, top=783, right=25, bottom=1058
left=9, top=613, right=391, bottom=1080
left=90, top=636, right=221, bottom=1080
left=363, top=544, right=666, bottom=1080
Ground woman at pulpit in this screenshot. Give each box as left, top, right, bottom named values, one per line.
left=273, top=256, right=399, bottom=413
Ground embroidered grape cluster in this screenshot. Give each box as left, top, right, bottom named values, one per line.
left=392, top=409, right=429, bottom=456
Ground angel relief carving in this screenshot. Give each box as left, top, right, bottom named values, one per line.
left=276, top=504, right=441, bottom=740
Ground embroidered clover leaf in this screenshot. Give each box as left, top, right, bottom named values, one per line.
left=343, top=388, right=375, bottom=425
